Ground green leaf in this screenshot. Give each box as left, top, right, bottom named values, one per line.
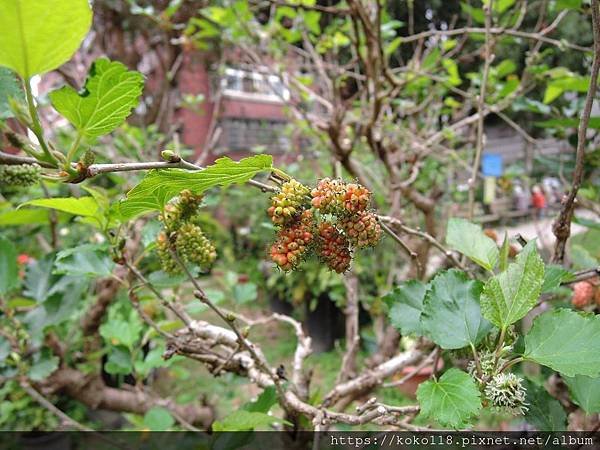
left=524, top=309, right=600, bottom=377
left=0, top=67, right=24, bottom=119
left=416, top=368, right=482, bottom=429
left=480, top=241, right=544, bottom=329
left=104, top=346, right=132, bottom=375
left=0, top=236, right=19, bottom=296
left=384, top=37, right=402, bottom=56
left=100, top=311, right=143, bottom=350
left=20, top=197, right=99, bottom=217
left=499, top=232, right=510, bottom=272
left=243, top=386, right=277, bottom=413
left=54, top=244, right=115, bottom=278
left=421, top=270, right=492, bottom=349
left=543, top=84, right=564, bottom=104
left=0, top=208, right=49, bottom=226
left=50, top=58, right=144, bottom=139
left=0, top=0, right=92, bottom=79
left=523, top=379, right=567, bottom=431
left=460, top=3, right=485, bottom=23
left=23, top=255, right=57, bottom=303
left=556, top=0, right=582, bottom=10
left=541, top=264, right=574, bottom=293
left=212, top=410, right=282, bottom=431
left=495, top=59, right=517, bottom=78
left=143, top=407, right=175, bottom=431
left=563, top=375, right=600, bottom=414
left=117, top=155, right=273, bottom=220
left=233, top=282, right=258, bottom=304
left=383, top=280, right=428, bottom=336
left=28, top=350, right=59, bottom=381
left=446, top=218, right=499, bottom=271
left=494, top=0, right=516, bottom=13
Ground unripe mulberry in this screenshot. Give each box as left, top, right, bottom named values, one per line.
left=160, top=190, right=203, bottom=228
left=310, top=178, right=346, bottom=214
left=317, top=222, right=352, bottom=273
left=0, top=164, right=41, bottom=187
left=342, top=183, right=371, bottom=213
left=156, top=231, right=179, bottom=274
left=270, top=218, right=315, bottom=271
left=484, top=373, right=528, bottom=415
left=340, top=211, right=382, bottom=248
left=572, top=281, right=594, bottom=309
left=175, top=223, right=217, bottom=268
left=267, top=179, right=310, bottom=225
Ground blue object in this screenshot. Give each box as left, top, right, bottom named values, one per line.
left=481, top=153, right=503, bottom=177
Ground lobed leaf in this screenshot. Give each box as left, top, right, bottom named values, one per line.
left=383, top=280, right=427, bottom=336
left=421, top=269, right=492, bottom=349
left=50, top=58, right=144, bottom=139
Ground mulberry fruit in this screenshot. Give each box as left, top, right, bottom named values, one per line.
left=0, top=164, right=41, bottom=187
left=340, top=211, right=382, bottom=248
left=175, top=223, right=217, bottom=268
left=160, top=190, right=203, bottom=228
left=156, top=231, right=179, bottom=274
left=484, top=373, right=528, bottom=415
left=342, top=183, right=371, bottom=213
left=310, top=178, right=346, bottom=215
left=270, top=217, right=315, bottom=271
left=268, top=179, right=310, bottom=225
left=317, top=222, right=352, bottom=273
left=595, top=285, right=600, bottom=307
left=572, top=281, right=594, bottom=309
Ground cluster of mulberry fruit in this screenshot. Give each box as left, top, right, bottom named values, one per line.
left=156, top=190, right=216, bottom=274
left=0, top=164, right=41, bottom=188
left=267, top=177, right=381, bottom=273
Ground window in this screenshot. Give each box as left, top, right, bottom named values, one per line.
left=217, top=118, right=291, bottom=154
left=221, top=68, right=290, bottom=102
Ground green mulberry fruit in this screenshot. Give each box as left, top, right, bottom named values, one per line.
left=0, top=164, right=41, bottom=188
left=175, top=223, right=217, bottom=268
left=267, top=179, right=310, bottom=225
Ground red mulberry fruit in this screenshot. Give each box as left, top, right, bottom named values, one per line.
left=317, top=222, right=352, bottom=273
left=269, top=218, right=315, bottom=271
left=572, top=281, right=594, bottom=309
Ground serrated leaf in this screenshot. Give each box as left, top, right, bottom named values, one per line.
left=523, top=379, right=567, bottom=431
left=421, top=270, right=492, bottom=349
left=446, top=218, right=499, bottom=271
left=524, top=309, right=600, bottom=377
left=0, top=0, right=91, bottom=79
left=481, top=241, right=544, bottom=329
left=50, top=58, right=144, bottom=139
left=416, top=368, right=481, bottom=429
left=563, top=375, right=600, bottom=414
left=143, top=407, right=175, bottom=431
left=499, top=232, right=510, bottom=272
left=23, top=255, right=58, bottom=303
left=117, top=155, right=273, bottom=220
left=0, top=67, right=24, bottom=119
left=0, top=235, right=19, bottom=296
left=212, top=410, right=282, bottom=431
left=54, top=243, right=115, bottom=278
left=383, top=280, right=428, bottom=336
left=20, top=197, right=99, bottom=217
left=104, top=346, right=132, bottom=375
